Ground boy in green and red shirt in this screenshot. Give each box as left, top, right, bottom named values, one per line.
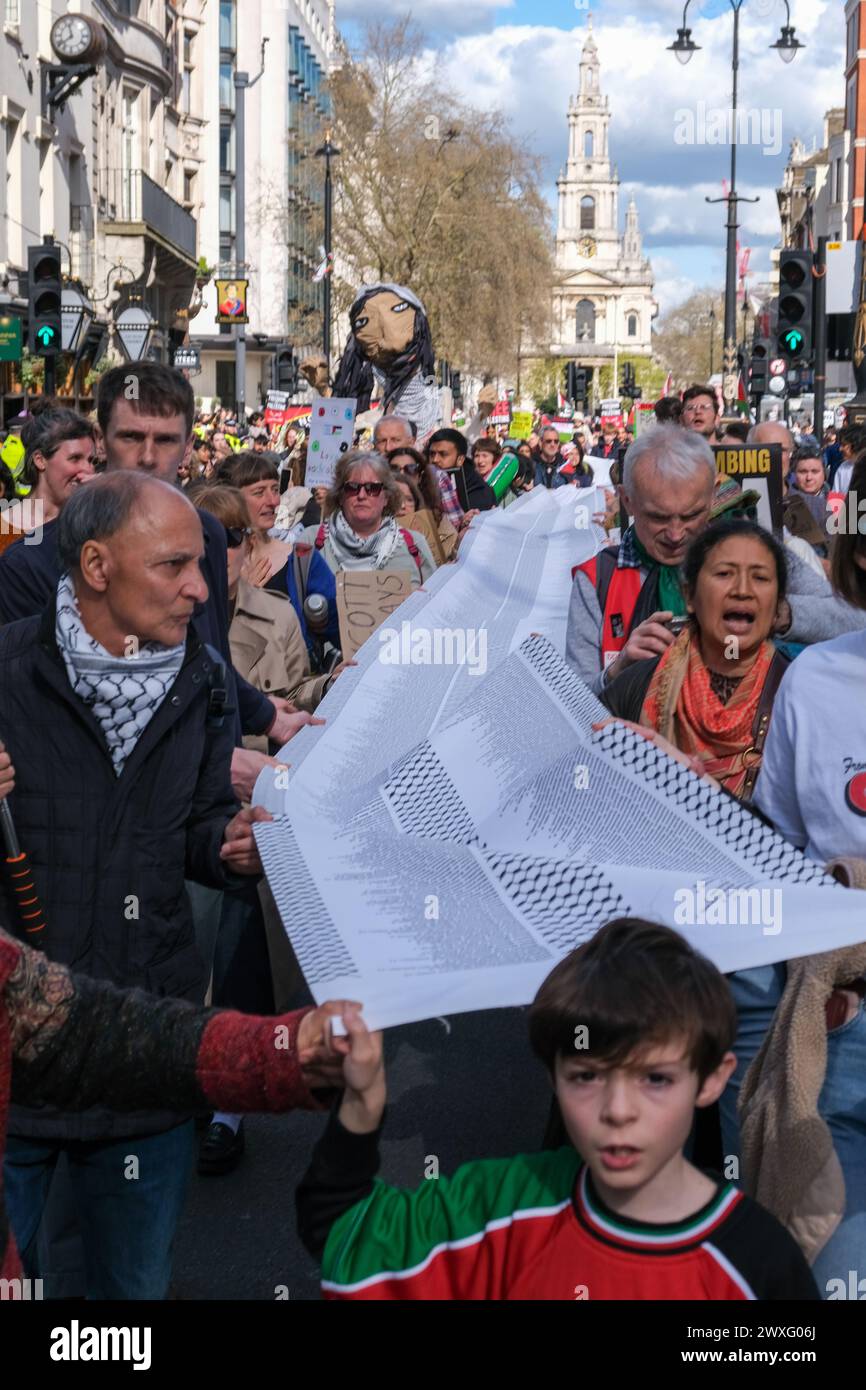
left=297, top=918, right=819, bottom=1300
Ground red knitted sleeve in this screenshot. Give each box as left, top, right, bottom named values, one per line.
left=196, top=1006, right=328, bottom=1113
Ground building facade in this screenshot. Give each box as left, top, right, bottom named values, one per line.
left=0, top=0, right=205, bottom=423
left=549, top=18, right=656, bottom=383
left=190, top=0, right=332, bottom=409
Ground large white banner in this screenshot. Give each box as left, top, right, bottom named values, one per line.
left=254, top=489, right=866, bottom=1030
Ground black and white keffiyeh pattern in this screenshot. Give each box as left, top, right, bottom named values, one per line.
left=325, top=510, right=402, bottom=570
left=55, top=573, right=186, bottom=776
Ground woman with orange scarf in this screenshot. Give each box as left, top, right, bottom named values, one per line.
left=602, top=518, right=790, bottom=804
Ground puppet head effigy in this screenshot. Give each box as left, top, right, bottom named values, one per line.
left=333, top=283, right=441, bottom=443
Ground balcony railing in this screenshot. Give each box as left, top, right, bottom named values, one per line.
left=99, top=169, right=196, bottom=262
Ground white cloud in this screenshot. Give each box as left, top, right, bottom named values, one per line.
left=417, top=2, right=844, bottom=314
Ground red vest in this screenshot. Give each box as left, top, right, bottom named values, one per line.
left=575, top=554, right=644, bottom=672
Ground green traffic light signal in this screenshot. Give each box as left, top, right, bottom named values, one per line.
left=36, top=325, right=57, bottom=348
left=781, top=328, right=804, bottom=355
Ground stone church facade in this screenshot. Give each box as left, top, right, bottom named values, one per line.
left=549, top=17, right=657, bottom=379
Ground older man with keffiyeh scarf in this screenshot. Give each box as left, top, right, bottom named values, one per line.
left=0, top=472, right=274, bottom=1300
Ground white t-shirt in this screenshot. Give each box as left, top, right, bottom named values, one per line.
left=833, top=461, right=854, bottom=496
left=755, top=628, right=866, bottom=864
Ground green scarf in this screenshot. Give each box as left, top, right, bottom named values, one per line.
left=632, top=532, right=687, bottom=617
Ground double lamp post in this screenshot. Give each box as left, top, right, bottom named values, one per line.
left=668, top=1, right=805, bottom=412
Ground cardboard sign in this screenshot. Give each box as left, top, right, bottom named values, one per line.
left=336, top=569, right=415, bottom=660
left=305, top=396, right=357, bottom=490
left=510, top=411, right=533, bottom=440
left=711, top=444, right=784, bottom=535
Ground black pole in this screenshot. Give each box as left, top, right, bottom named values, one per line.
left=43, top=354, right=56, bottom=395
left=813, top=235, right=828, bottom=439
left=722, top=1, right=741, bottom=412
left=709, top=311, right=715, bottom=378
left=323, top=144, right=333, bottom=360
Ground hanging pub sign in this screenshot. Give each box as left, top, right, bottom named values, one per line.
left=215, top=279, right=249, bottom=325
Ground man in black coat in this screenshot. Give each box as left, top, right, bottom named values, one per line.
left=0, top=473, right=271, bottom=1299
left=426, top=427, right=497, bottom=514
left=0, top=364, right=312, bottom=800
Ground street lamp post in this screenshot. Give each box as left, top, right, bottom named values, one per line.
left=708, top=305, right=716, bottom=378
left=233, top=39, right=268, bottom=424
left=669, top=1, right=804, bottom=412
left=315, top=133, right=340, bottom=364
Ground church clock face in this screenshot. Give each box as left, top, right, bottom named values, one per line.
left=579, top=236, right=597, bottom=259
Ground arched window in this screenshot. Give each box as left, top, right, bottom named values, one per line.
left=584, top=130, right=593, bottom=158
left=628, top=314, right=638, bottom=338
left=576, top=300, right=595, bottom=343
left=580, top=195, right=595, bottom=230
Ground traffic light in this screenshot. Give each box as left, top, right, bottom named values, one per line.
left=619, top=362, right=636, bottom=397
left=274, top=346, right=297, bottom=394
left=565, top=362, right=577, bottom=403
left=777, top=249, right=813, bottom=361
left=27, top=239, right=62, bottom=357
left=574, top=367, right=587, bottom=404
left=450, top=371, right=463, bottom=408
left=749, top=337, right=772, bottom=394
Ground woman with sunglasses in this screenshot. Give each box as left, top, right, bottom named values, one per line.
left=388, top=445, right=459, bottom=559
left=301, top=450, right=435, bottom=586
left=195, top=485, right=332, bottom=714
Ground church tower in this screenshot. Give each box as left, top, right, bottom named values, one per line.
left=550, top=14, right=657, bottom=381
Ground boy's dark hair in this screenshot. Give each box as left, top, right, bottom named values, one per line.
left=427, top=428, right=468, bottom=458
left=654, top=395, right=682, bottom=424
left=527, top=919, right=736, bottom=1083
left=681, top=384, right=718, bottom=414
left=95, top=363, right=195, bottom=437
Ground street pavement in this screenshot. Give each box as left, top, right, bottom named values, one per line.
left=172, top=1007, right=551, bottom=1300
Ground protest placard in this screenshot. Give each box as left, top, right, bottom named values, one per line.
left=264, top=390, right=289, bottom=427
left=305, top=397, right=357, bottom=490
left=711, top=443, right=784, bottom=534
left=510, top=411, right=533, bottom=440
left=336, top=569, right=415, bottom=660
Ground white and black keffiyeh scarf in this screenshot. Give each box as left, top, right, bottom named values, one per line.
left=55, top=573, right=186, bottom=776
left=325, top=510, right=402, bottom=570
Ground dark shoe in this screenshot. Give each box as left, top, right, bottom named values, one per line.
left=197, top=1120, right=245, bottom=1175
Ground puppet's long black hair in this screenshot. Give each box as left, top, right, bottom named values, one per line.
left=333, top=285, right=435, bottom=412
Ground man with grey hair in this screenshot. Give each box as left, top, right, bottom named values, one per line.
left=372, top=414, right=415, bottom=455
left=567, top=425, right=716, bottom=694
left=0, top=471, right=272, bottom=1299
left=566, top=423, right=866, bottom=695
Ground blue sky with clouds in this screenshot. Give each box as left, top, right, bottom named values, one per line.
left=337, top=0, right=845, bottom=316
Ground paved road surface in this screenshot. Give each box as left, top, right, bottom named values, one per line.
left=173, top=1007, right=551, bottom=1300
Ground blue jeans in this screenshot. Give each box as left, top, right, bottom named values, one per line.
left=720, top=966, right=866, bottom=1297
left=4, top=1122, right=194, bottom=1300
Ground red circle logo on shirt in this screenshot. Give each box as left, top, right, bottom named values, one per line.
left=845, top=772, right=866, bottom=816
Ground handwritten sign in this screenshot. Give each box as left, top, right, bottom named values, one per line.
left=510, top=411, right=533, bottom=440
left=336, top=569, right=415, bottom=660
left=711, top=444, right=784, bottom=535
left=305, top=396, right=357, bottom=490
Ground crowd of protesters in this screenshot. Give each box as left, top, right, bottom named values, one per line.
left=0, top=362, right=864, bottom=1303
